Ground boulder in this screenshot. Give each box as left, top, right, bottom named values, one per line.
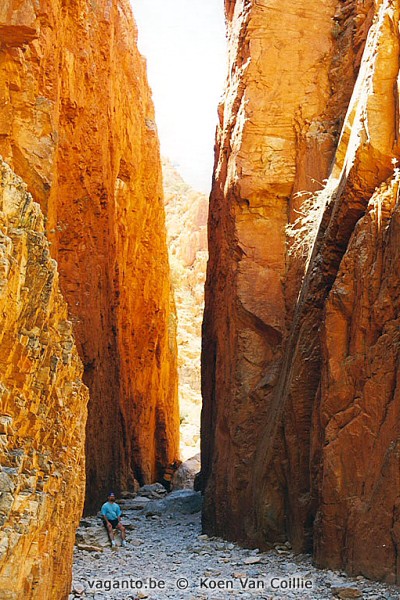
left=172, top=454, right=200, bottom=490
left=75, top=522, right=110, bottom=549
left=122, top=496, right=151, bottom=511
left=138, top=483, right=168, bottom=499
left=144, top=490, right=202, bottom=516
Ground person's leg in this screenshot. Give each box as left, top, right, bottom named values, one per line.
left=106, top=520, right=118, bottom=546
left=103, top=519, right=112, bottom=540
left=117, top=522, right=126, bottom=540
left=107, top=522, right=116, bottom=544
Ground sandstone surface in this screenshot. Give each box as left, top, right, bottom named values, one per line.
left=202, top=0, right=400, bottom=583
left=202, top=0, right=342, bottom=542
left=0, top=160, right=88, bottom=600
left=0, top=0, right=179, bottom=512
left=314, top=172, right=400, bottom=582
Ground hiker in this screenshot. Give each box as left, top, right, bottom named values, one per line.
left=101, top=492, right=127, bottom=548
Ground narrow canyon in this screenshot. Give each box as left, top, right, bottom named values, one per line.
left=0, top=0, right=399, bottom=598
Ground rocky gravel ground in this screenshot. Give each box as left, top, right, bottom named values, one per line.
left=71, top=488, right=399, bottom=600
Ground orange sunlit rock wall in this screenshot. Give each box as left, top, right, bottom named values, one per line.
left=202, top=0, right=400, bottom=582
left=0, top=160, right=88, bottom=600
left=0, top=0, right=179, bottom=514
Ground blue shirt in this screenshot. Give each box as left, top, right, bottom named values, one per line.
left=101, top=501, right=121, bottom=520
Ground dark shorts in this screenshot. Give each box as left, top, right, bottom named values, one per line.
left=107, top=518, right=119, bottom=529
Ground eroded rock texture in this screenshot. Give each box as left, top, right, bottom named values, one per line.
left=0, top=0, right=179, bottom=512
left=0, top=160, right=88, bottom=599
left=202, top=0, right=400, bottom=582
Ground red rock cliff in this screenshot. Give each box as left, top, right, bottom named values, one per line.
left=0, top=0, right=179, bottom=513
left=0, top=160, right=88, bottom=599
left=202, top=0, right=400, bottom=582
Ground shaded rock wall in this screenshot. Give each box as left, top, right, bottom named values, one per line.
left=202, top=0, right=400, bottom=582
left=202, top=0, right=340, bottom=542
left=314, top=173, right=400, bottom=581
left=0, top=0, right=179, bottom=512
left=0, top=160, right=88, bottom=599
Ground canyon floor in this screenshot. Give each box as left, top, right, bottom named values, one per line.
left=70, top=491, right=398, bottom=600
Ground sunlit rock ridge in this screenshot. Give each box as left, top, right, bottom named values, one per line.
left=0, top=0, right=179, bottom=512
left=0, top=160, right=89, bottom=599
left=202, top=0, right=400, bottom=583
left=0, top=0, right=179, bottom=595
